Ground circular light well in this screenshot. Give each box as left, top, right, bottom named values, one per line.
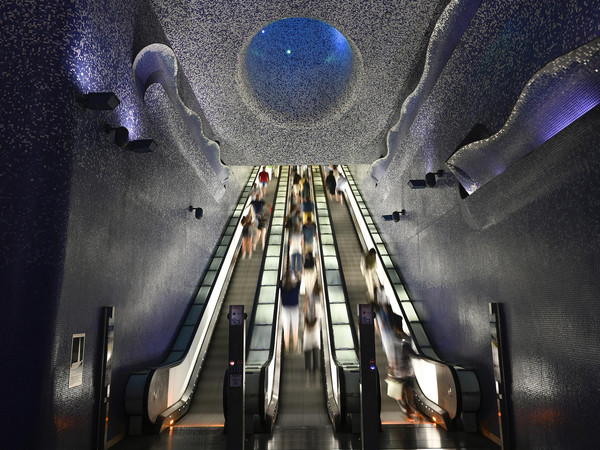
left=245, top=18, right=354, bottom=119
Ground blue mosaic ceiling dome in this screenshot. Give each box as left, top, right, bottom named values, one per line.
left=245, top=18, right=354, bottom=119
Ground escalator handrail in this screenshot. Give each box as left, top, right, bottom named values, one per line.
left=248, top=167, right=293, bottom=425
left=310, top=166, right=360, bottom=427
left=313, top=167, right=360, bottom=364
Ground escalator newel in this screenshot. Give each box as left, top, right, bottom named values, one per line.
left=358, top=303, right=380, bottom=450
left=226, top=305, right=246, bottom=450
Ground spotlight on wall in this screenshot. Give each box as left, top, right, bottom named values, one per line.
left=382, top=210, right=406, bottom=222
left=103, top=124, right=130, bottom=148
left=425, top=170, right=445, bottom=187
left=407, top=179, right=427, bottom=189
left=188, top=206, right=203, bottom=220
left=78, top=92, right=120, bottom=110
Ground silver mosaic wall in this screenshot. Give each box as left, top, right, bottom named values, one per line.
left=353, top=0, right=600, bottom=446
left=4, top=0, right=600, bottom=448
left=448, top=37, right=600, bottom=194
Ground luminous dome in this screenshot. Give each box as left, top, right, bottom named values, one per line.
left=245, top=18, right=354, bottom=119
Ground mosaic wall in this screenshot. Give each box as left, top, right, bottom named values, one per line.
left=1, top=0, right=249, bottom=448
left=148, top=0, right=447, bottom=165
left=3, top=0, right=600, bottom=448
left=355, top=0, right=600, bottom=446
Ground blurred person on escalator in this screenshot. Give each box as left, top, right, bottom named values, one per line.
left=258, top=165, right=270, bottom=196
left=240, top=215, right=254, bottom=259
left=250, top=192, right=270, bottom=227
left=302, top=216, right=317, bottom=255
left=302, top=197, right=314, bottom=224
left=250, top=182, right=260, bottom=202
left=360, top=248, right=379, bottom=301
left=254, top=208, right=269, bottom=251
left=302, top=251, right=317, bottom=296
left=303, top=281, right=322, bottom=375
left=325, top=170, right=336, bottom=201
left=301, top=173, right=311, bottom=203
left=292, top=169, right=302, bottom=202
left=289, top=223, right=303, bottom=278
left=387, top=316, right=418, bottom=420
left=373, top=285, right=418, bottom=419
left=280, top=270, right=301, bottom=352
left=335, top=174, right=349, bottom=206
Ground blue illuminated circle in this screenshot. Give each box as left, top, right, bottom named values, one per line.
left=245, top=18, right=354, bottom=119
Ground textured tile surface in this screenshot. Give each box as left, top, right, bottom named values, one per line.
left=3, top=0, right=600, bottom=449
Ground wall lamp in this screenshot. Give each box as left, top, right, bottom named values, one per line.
left=104, top=124, right=156, bottom=153
left=189, top=206, right=203, bottom=220
left=408, top=170, right=445, bottom=189
left=425, top=170, right=445, bottom=187
left=382, top=210, right=406, bottom=222
left=407, top=179, right=427, bottom=189
left=104, top=124, right=129, bottom=147
left=127, top=139, right=156, bottom=153
left=78, top=92, right=120, bottom=110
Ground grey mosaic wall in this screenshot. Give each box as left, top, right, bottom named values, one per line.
left=354, top=0, right=600, bottom=446
left=2, top=0, right=249, bottom=448
left=3, top=0, right=600, bottom=448
left=148, top=0, right=447, bottom=165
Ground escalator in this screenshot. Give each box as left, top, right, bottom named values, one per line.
left=317, top=166, right=416, bottom=424
left=125, top=166, right=286, bottom=431
left=267, top=167, right=330, bottom=430
left=176, top=170, right=281, bottom=426
left=124, top=164, right=480, bottom=441
left=318, top=165, right=481, bottom=430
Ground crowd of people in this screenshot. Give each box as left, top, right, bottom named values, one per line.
left=280, top=167, right=322, bottom=376
left=239, top=166, right=323, bottom=375
left=240, top=165, right=417, bottom=416
left=241, top=167, right=272, bottom=259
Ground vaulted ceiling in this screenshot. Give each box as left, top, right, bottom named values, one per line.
left=147, top=0, right=447, bottom=165
left=145, top=0, right=600, bottom=179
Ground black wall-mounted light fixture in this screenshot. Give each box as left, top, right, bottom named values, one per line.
left=103, top=124, right=156, bottom=153
left=407, top=179, right=427, bottom=189
left=189, top=206, right=203, bottom=220
left=103, top=124, right=129, bottom=148
left=128, top=139, right=156, bottom=153
left=425, top=170, right=445, bottom=187
left=382, top=210, right=406, bottom=222
left=78, top=92, right=120, bottom=110
left=409, top=170, right=445, bottom=189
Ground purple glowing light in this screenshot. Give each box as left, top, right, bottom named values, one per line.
left=117, top=107, right=139, bottom=140
left=538, top=92, right=600, bottom=143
